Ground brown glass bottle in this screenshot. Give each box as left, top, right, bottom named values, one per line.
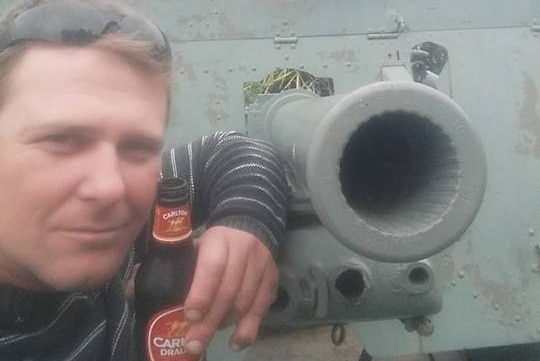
left=135, top=178, right=197, bottom=361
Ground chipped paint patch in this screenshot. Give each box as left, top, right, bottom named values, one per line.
left=515, top=72, right=540, bottom=158
left=463, top=263, right=531, bottom=328
left=318, top=49, right=357, bottom=63
left=206, top=73, right=230, bottom=126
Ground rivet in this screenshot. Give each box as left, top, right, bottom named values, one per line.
left=299, top=64, right=304, bottom=69
left=275, top=44, right=281, bottom=50
left=494, top=304, right=500, bottom=310
left=228, top=67, right=233, bottom=72
left=515, top=315, right=522, bottom=323
left=284, top=54, right=289, bottom=60
left=458, top=271, right=465, bottom=279
left=473, top=292, right=479, bottom=299
left=529, top=228, right=535, bottom=236
left=252, top=67, right=257, bottom=71
left=346, top=61, right=352, bottom=67
left=203, top=68, right=209, bottom=74
left=451, top=280, right=456, bottom=286
left=291, top=44, right=296, bottom=49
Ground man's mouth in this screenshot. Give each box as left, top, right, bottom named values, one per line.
left=59, top=225, right=130, bottom=245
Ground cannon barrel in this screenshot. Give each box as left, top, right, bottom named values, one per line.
left=258, top=81, right=487, bottom=263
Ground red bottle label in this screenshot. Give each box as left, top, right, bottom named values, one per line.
left=145, top=306, right=198, bottom=361
left=153, top=204, right=192, bottom=243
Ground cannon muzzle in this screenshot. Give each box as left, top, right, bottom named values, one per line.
left=253, top=80, right=486, bottom=262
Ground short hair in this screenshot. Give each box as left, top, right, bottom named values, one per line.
left=0, top=0, right=172, bottom=109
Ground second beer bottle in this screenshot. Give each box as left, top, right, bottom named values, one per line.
left=135, top=177, right=198, bottom=361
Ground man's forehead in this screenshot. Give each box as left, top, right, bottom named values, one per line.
left=10, top=43, right=167, bottom=94
left=2, top=44, right=169, bottom=127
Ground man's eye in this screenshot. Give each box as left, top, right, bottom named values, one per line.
left=41, top=133, right=88, bottom=152
left=121, top=141, right=162, bottom=160
left=46, top=134, right=80, bottom=144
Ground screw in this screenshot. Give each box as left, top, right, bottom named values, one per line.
left=416, top=317, right=434, bottom=337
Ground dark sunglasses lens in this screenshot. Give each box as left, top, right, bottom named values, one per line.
left=3, top=1, right=169, bottom=59
left=13, top=3, right=107, bottom=44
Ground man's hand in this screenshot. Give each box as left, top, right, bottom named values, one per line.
left=183, top=226, right=279, bottom=355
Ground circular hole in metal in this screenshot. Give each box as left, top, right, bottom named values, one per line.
left=335, top=269, right=365, bottom=301
left=270, top=286, right=290, bottom=312
left=408, top=266, right=430, bottom=285
left=339, top=111, right=459, bottom=235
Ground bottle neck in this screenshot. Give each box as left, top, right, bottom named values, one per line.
left=148, top=237, right=194, bottom=254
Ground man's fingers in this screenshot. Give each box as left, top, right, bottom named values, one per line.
left=230, top=248, right=270, bottom=320
left=183, top=236, right=228, bottom=321
left=230, top=261, right=279, bottom=350
left=185, top=237, right=249, bottom=354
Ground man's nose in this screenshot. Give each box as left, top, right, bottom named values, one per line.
left=77, top=145, right=127, bottom=204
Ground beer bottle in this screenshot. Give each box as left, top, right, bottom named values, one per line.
left=135, top=177, right=198, bottom=361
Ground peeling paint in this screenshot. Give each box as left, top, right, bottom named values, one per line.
left=216, top=12, right=255, bottom=39
left=206, top=73, right=230, bottom=126
left=318, top=49, right=357, bottom=63
left=173, top=55, right=196, bottom=82
left=463, top=263, right=532, bottom=328
left=515, top=72, right=540, bottom=158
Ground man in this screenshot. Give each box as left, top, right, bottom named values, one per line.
left=0, top=0, right=288, bottom=360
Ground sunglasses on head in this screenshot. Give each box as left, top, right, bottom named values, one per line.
left=0, top=1, right=170, bottom=62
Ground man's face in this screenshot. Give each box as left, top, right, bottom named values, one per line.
left=0, top=44, right=168, bottom=291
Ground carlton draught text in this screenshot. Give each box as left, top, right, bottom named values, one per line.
left=135, top=178, right=198, bottom=361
